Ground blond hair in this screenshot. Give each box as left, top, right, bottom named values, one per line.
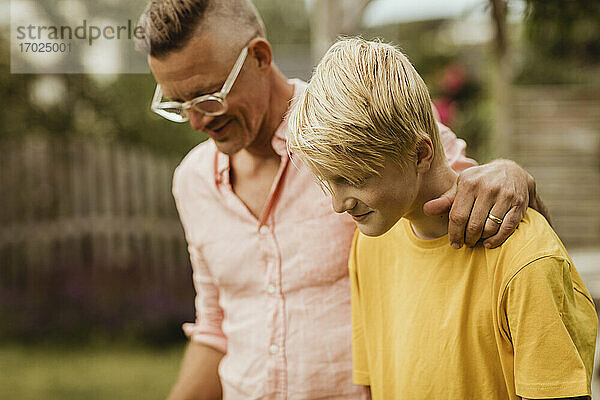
left=136, top=0, right=266, bottom=58
left=287, top=37, right=442, bottom=187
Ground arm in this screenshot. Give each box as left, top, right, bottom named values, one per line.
left=170, top=167, right=228, bottom=399
left=424, top=122, right=552, bottom=248
left=167, top=342, right=224, bottom=400
left=168, top=244, right=228, bottom=400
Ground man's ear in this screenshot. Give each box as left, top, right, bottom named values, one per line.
left=416, top=136, right=435, bottom=174
left=248, top=38, right=272, bottom=70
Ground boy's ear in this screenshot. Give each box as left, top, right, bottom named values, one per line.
left=416, top=136, right=435, bottom=174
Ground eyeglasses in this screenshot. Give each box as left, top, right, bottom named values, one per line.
left=151, top=45, right=249, bottom=123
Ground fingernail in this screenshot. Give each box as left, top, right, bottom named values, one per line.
left=451, top=242, right=461, bottom=249
left=484, top=242, right=491, bottom=248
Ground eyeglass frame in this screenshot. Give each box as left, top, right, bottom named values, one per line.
left=151, top=45, right=250, bottom=123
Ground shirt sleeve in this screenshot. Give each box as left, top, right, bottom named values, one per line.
left=181, top=244, right=228, bottom=354
left=504, top=256, right=597, bottom=399
left=349, top=230, right=370, bottom=386
left=437, top=121, right=478, bottom=172
left=172, top=165, right=227, bottom=354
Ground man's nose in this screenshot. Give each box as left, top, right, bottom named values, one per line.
left=331, top=192, right=357, bottom=214
left=188, top=109, right=215, bottom=132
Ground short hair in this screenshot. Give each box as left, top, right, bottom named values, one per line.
left=287, top=37, right=442, bottom=188
left=136, top=0, right=266, bottom=58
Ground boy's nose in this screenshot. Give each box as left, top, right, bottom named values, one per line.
left=331, top=194, right=357, bottom=214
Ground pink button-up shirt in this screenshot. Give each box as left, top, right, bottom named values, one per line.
left=173, top=79, right=476, bottom=399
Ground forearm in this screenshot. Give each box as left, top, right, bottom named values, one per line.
left=167, top=341, right=225, bottom=400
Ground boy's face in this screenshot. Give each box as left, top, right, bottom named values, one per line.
left=324, top=157, right=421, bottom=237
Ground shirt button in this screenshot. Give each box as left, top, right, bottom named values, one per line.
left=269, top=344, right=278, bottom=354
left=259, top=225, right=270, bottom=234
left=267, top=284, right=276, bottom=294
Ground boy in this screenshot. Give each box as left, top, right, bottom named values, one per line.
left=286, top=38, right=598, bottom=399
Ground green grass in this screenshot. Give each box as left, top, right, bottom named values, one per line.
left=1, top=343, right=185, bottom=400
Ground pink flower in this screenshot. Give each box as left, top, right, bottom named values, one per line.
left=433, top=97, right=457, bottom=126
left=441, top=63, right=467, bottom=96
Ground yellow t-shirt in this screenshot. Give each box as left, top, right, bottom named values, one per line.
left=350, top=209, right=597, bottom=399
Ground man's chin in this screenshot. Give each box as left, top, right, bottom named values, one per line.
left=205, top=119, right=235, bottom=141
left=212, top=139, right=243, bottom=156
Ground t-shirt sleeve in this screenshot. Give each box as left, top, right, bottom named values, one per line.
left=504, top=256, right=597, bottom=399
left=437, top=121, right=478, bottom=172
left=349, top=230, right=370, bottom=386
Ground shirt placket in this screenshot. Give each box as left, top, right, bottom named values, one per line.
left=260, top=222, right=287, bottom=399
left=215, top=149, right=290, bottom=399
left=258, top=152, right=289, bottom=399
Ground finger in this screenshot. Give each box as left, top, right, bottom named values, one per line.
left=481, top=215, right=502, bottom=241
left=423, top=185, right=456, bottom=216
left=483, top=205, right=526, bottom=248
left=448, top=190, right=476, bottom=249
left=464, top=195, right=494, bottom=247
left=481, top=199, right=512, bottom=241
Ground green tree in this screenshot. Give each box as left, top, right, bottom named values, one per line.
left=516, top=0, right=600, bottom=84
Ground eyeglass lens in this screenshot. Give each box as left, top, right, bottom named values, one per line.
left=192, top=98, right=226, bottom=116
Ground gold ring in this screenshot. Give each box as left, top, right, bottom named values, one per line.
left=487, top=213, right=503, bottom=225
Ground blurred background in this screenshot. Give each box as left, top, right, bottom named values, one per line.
left=1, top=0, right=599, bottom=398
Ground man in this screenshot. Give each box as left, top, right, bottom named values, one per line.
left=136, top=1, right=549, bottom=399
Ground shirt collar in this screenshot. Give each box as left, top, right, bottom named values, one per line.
left=214, top=78, right=307, bottom=186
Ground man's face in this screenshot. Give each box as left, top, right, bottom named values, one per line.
left=148, top=35, right=268, bottom=155
left=325, top=158, right=421, bottom=237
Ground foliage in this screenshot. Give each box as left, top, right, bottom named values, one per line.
left=2, top=60, right=203, bottom=159
left=0, top=255, right=194, bottom=344
left=1, top=0, right=206, bottom=156
left=515, top=0, right=600, bottom=84
left=524, top=0, right=600, bottom=63
left=254, top=0, right=311, bottom=44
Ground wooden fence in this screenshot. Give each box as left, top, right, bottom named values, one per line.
left=0, top=136, right=191, bottom=287
left=509, top=86, right=600, bottom=249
